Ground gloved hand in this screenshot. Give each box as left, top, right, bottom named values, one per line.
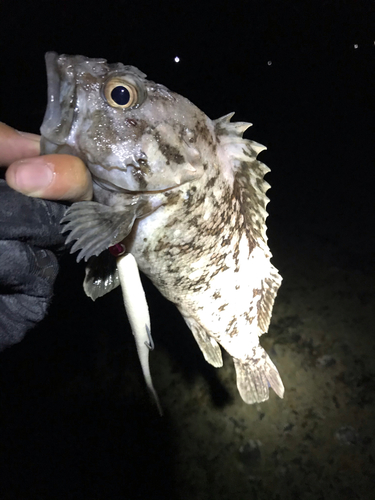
left=0, top=122, right=93, bottom=350
left=0, top=180, right=67, bottom=350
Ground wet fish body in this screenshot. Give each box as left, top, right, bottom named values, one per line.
left=41, top=52, right=284, bottom=406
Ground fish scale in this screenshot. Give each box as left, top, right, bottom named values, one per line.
left=40, top=52, right=283, bottom=410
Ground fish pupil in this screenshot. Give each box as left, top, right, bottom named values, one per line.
left=111, top=85, right=130, bottom=105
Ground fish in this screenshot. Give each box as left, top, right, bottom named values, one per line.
left=40, top=52, right=284, bottom=409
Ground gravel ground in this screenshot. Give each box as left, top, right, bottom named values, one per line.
left=1, top=223, right=374, bottom=499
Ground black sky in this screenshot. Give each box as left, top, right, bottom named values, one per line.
left=1, top=0, right=374, bottom=249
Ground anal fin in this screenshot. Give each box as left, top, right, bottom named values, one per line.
left=233, top=346, right=284, bottom=404
left=180, top=312, right=223, bottom=368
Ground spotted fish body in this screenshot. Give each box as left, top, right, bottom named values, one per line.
left=40, top=52, right=284, bottom=406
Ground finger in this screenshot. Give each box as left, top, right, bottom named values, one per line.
left=0, top=122, right=40, bottom=166
left=6, top=154, right=93, bottom=202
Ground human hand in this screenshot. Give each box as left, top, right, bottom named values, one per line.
left=0, top=122, right=93, bottom=350
left=1, top=122, right=92, bottom=201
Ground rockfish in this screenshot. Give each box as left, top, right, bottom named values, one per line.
left=40, top=52, right=284, bottom=411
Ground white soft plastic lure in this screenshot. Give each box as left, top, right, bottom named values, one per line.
left=117, top=252, right=162, bottom=414
left=41, top=52, right=284, bottom=410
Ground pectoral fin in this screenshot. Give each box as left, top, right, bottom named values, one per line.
left=83, top=252, right=120, bottom=301
left=61, top=201, right=142, bottom=262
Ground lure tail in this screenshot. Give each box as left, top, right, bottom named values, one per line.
left=117, top=252, right=162, bottom=415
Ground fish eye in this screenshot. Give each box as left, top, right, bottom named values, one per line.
left=104, top=77, right=138, bottom=108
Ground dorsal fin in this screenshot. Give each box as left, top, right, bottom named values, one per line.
left=214, top=113, right=282, bottom=333
left=214, top=112, right=270, bottom=250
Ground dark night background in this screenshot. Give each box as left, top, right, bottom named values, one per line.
left=0, top=1, right=374, bottom=499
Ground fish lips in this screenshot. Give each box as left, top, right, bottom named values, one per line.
left=40, top=52, right=77, bottom=147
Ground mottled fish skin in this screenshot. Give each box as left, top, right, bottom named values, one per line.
left=40, top=52, right=284, bottom=405
left=124, top=115, right=284, bottom=403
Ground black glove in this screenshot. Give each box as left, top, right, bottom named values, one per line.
left=0, top=179, right=68, bottom=350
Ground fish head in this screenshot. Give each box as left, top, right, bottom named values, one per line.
left=40, top=52, right=210, bottom=194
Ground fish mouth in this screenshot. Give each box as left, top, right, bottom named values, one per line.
left=40, top=52, right=77, bottom=147
left=93, top=175, right=186, bottom=196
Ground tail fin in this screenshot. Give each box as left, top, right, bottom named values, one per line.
left=233, top=347, right=284, bottom=404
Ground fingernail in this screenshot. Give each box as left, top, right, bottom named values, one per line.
left=16, top=130, right=41, bottom=143
left=13, top=158, right=55, bottom=195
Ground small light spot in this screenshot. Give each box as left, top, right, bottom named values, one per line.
left=267, top=60, right=272, bottom=66
left=174, top=56, right=180, bottom=63
left=354, top=44, right=359, bottom=49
